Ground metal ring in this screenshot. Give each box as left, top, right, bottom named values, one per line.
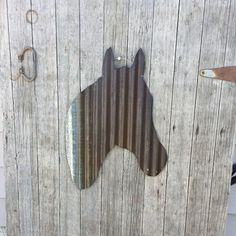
left=26, top=9, right=38, bottom=24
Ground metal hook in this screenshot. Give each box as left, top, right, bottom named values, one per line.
left=15, top=46, right=37, bottom=82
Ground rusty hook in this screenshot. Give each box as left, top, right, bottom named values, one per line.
left=15, top=46, right=37, bottom=82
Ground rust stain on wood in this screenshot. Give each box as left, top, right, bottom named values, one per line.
left=65, top=48, right=168, bottom=189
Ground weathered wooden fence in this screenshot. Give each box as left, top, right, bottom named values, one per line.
left=1, top=0, right=236, bottom=235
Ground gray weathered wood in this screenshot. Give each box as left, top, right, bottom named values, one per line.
left=120, top=1, right=154, bottom=235
left=207, top=1, right=236, bottom=234
left=185, top=0, right=231, bottom=235
left=100, top=0, right=129, bottom=235
left=2, top=1, right=236, bottom=235
left=56, top=0, right=81, bottom=235
left=1, top=0, right=20, bottom=235
left=100, top=148, right=125, bottom=235
left=142, top=0, right=179, bottom=235
left=79, top=0, right=103, bottom=235
left=6, top=0, right=39, bottom=235
left=164, top=1, right=205, bottom=235
left=31, top=0, right=59, bottom=235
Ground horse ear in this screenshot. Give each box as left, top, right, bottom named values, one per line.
left=133, top=48, right=145, bottom=76
left=102, top=47, right=115, bottom=75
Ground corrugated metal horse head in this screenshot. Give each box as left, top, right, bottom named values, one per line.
left=65, top=48, right=168, bottom=189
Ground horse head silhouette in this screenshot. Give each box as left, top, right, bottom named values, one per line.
left=65, top=48, right=168, bottom=189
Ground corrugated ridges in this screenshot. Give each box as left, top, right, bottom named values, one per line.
left=66, top=48, right=168, bottom=189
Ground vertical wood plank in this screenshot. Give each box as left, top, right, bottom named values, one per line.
left=185, top=0, right=231, bottom=235
left=2, top=1, right=235, bottom=235
left=164, top=0, right=205, bottom=235
left=56, top=0, right=81, bottom=235
left=31, top=1, right=59, bottom=235
left=79, top=0, right=103, bottom=235
left=101, top=0, right=129, bottom=235
left=121, top=0, right=154, bottom=235
left=142, top=0, right=179, bottom=235
left=1, top=0, right=20, bottom=235
left=207, top=1, right=236, bottom=234
left=6, top=0, right=40, bottom=235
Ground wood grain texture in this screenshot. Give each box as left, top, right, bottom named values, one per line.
left=101, top=1, right=129, bottom=234
left=121, top=1, right=155, bottom=235
left=164, top=1, right=205, bottom=235
left=6, top=0, right=39, bottom=235
left=1, top=0, right=20, bottom=235
left=79, top=0, right=103, bottom=235
left=56, top=0, right=81, bottom=235
left=31, top=0, right=59, bottom=235
left=2, top=0, right=236, bottom=235
left=142, top=0, right=179, bottom=235
left=207, top=1, right=236, bottom=234
left=185, top=0, right=231, bottom=235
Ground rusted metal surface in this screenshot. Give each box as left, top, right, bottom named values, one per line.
left=200, top=66, right=236, bottom=83
left=65, top=48, right=168, bottom=189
